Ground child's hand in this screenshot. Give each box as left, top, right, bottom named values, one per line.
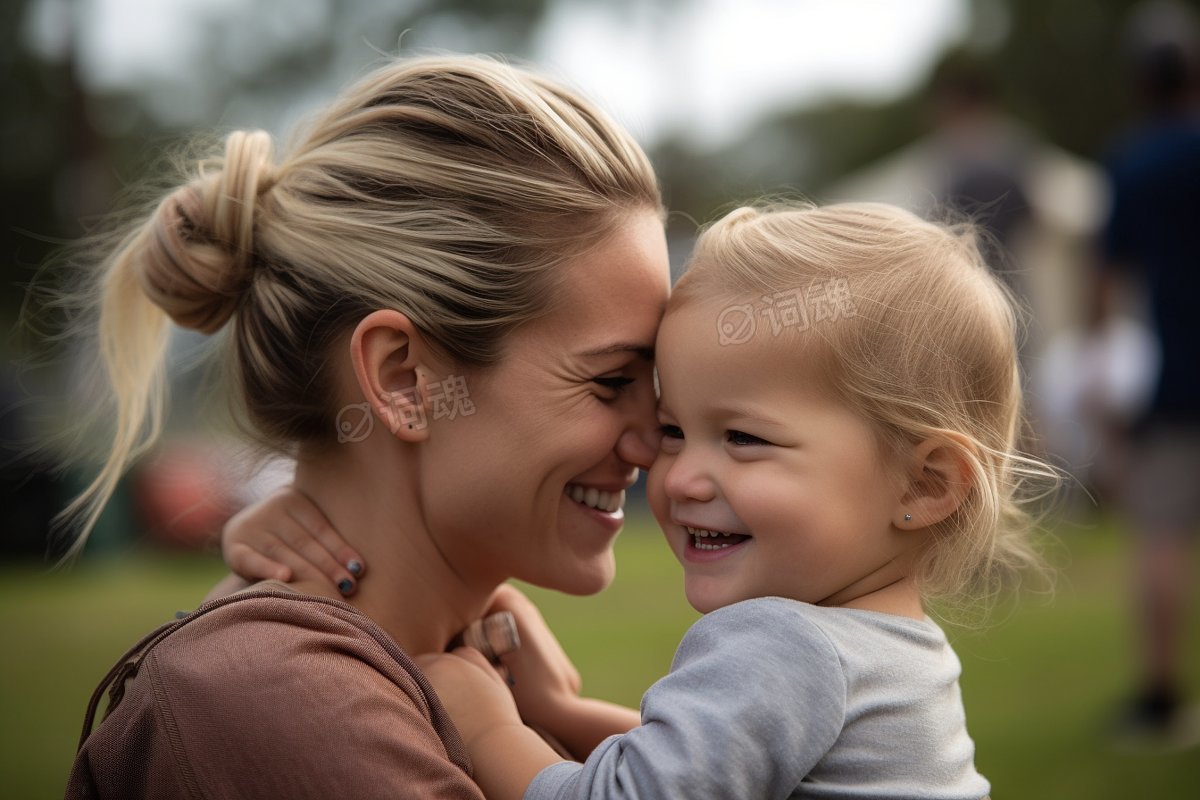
left=486, top=584, right=641, bottom=760
left=486, top=584, right=582, bottom=731
left=222, top=488, right=365, bottom=595
left=417, top=648, right=523, bottom=747
left=418, top=647, right=566, bottom=800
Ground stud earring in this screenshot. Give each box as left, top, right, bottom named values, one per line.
left=903, top=514, right=912, bottom=522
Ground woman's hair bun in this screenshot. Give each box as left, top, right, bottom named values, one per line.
left=137, top=130, right=275, bottom=333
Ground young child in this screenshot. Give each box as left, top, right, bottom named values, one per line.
left=228, top=202, right=1048, bottom=798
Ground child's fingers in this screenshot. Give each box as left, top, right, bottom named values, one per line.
left=460, top=611, right=520, bottom=662
left=283, top=495, right=367, bottom=579
left=486, top=585, right=582, bottom=697
left=264, top=519, right=359, bottom=596
left=484, top=583, right=528, bottom=614
left=225, top=541, right=292, bottom=583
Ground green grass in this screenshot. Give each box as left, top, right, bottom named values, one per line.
left=2, top=516, right=1198, bottom=798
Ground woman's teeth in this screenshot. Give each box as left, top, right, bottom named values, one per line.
left=685, top=526, right=748, bottom=551
left=566, top=484, right=624, bottom=513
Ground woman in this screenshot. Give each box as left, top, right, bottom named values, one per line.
left=65, top=54, right=669, bottom=798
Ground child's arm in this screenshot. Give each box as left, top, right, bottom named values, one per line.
left=487, top=585, right=640, bottom=759
left=208, top=488, right=365, bottom=601
left=528, top=696, right=641, bottom=760
left=453, top=601, right=846, bottom=800
left=418, top=648, right=565, bottom=800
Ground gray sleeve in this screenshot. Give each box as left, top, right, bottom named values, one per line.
left=525, top=599, right=846, bottom=800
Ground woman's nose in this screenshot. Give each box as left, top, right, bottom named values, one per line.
left=614, top=383, right=660, bottom=470
left=615, top=426, right=658, bottom=470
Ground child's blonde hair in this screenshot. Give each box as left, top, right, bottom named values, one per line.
left=674, top=202, right=1056, bottom=609
left=61, top=55, right=661, bottom=556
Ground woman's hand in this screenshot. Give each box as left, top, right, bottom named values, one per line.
left=222, top=488, right=365, bottom=596
left=485, top=585, right=582, bottom=730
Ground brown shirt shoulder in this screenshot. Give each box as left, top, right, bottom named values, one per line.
left=67, top=588, right=484, bottom=800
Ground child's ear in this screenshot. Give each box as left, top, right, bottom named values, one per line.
left=894, top=433, right=977, bottom=530
left=349, top=310, right=443, bottom=442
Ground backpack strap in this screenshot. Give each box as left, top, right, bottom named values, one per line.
left=74, top=587, right=472, bottom=776
left=77, top=616, right=177, bottom=751
left=76, top=589, right=290, bottom=751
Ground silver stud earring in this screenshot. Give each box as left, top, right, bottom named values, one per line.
left=903, top=514, right=912, bottom=522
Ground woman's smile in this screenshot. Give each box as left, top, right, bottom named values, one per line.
left=562, top=483, right=627, bottom=535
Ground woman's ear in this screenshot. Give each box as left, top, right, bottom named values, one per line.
left=349, top=310, right=443, bottom=442
left=894, top=432, right=977, bottom=530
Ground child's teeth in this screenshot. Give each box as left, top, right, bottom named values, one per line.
left=686, top=526, right=721, bottom=538
left=686, top=526, right=745, bottom=550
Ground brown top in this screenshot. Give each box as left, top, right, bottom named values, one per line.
left=65, top=584, right=484, bottom=800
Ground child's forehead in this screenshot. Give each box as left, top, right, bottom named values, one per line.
left=662, top=287, right=832, bottom=343
left=656, top=296, right=837, bottom=393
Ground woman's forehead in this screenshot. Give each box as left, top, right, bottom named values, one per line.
left=538, top=212, right=670, bottom=351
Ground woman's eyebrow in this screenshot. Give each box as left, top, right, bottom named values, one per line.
left=579, top=343, right=655, bottom=360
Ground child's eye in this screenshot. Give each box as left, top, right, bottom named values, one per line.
left=727, top=429, right=769, bottom=446
left=659, top=424, right=684, bottom=440
left=593, top=376, right=634, bottom=394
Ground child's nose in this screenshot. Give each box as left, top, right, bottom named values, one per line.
left=662, top=450, right=716, bottom=502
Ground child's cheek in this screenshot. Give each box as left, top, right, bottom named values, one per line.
left=645, top=459, right=672, bottom=528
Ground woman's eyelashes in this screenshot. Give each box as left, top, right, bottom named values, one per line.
left=593, top=375, right=635, bottom=396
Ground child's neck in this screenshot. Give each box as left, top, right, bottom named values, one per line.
left=826, top=575, right=925, bottom=620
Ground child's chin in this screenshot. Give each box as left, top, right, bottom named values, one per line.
left=684, top=583, right=731, bottom=615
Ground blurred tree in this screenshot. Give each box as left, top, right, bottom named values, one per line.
left=984, top=0, right=1154, bottom=156
left=3, top=0, right=677, bottom=556
left=1, top=0, right=81, bottom=324
left=651, top=0, right=1200, bottom=228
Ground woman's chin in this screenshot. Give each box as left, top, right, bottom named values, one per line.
left=530, top=556, right=615, bottom=597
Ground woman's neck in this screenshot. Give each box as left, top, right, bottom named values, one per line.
left=289, top=442, right=496, bottom=655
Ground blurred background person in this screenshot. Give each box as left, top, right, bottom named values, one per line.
left=925, top=54, right=1034, bottom=297
left=825, top=51, right=1109, bottom=475
left=1092, top=0, right=1200, bottom=747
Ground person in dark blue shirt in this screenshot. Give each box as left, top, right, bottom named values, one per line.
left=1096, top=4, right=1200, bottom=747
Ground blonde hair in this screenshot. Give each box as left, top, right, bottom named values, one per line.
left=675, top=202, right=1057, bottom=610
left=63, top=55, right=661, bottom=556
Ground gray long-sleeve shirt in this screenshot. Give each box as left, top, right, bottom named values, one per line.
left=527, top=598, right=990, bottom=800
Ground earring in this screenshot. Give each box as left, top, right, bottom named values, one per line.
left=903, top=513, right=912, bottom=522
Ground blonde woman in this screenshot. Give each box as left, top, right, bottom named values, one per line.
left=65, top=55, right=669, bottom=799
